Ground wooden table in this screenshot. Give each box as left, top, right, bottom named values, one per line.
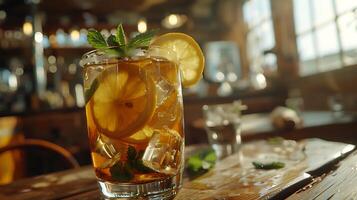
left=1, top=138, right=356, bottom=200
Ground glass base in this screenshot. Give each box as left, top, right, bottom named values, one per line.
left=212, top=143, right=241, bottom=160
left=98, top=174, right=182, bottom=200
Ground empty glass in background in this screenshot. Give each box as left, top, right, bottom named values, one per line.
left=202, top=101, right=247, bottom=160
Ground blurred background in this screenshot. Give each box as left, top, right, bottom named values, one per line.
left=0, top=0, right=357, bottom=184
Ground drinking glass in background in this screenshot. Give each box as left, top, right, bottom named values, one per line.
left=327, top=94, right=345, bottom=119
left=202, top=101, right=247, bottom=159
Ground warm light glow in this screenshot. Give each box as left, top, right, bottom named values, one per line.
left=70, top=30, right=80, bottom=41
left=49, top=34, right=56, bottom=46
left=23, top=22, right=33, bottom=36
left=256, top=73, right=267, bottom=89
left=15, top=68, right=24, bottom=76
left=100, top=29, right=109, bottom=37
left=168, top=14, right=178, bottom=26
left=215, top=71, right=225, bottom=81
left=75, top=84, right=85, bottom=107
left=162, top=14, right=187, bottom=29
left=137, top=19, right=147, bottom=33
left=8, top=74, right=18, bottom=91
left=0, top=10, right=6, bottom=20
left=34, top=32, right=43, bottom=43
left=48, top=55, right=56, bottom=64
left=68, top=63, right=76, bottom=74
left=49, top=65, right=57, bottom=73
left=227, top=72, right=238, bottom=82
left=110, top=28, right=116, bottom=35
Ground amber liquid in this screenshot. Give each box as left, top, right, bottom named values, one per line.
left=84, top=57, right=184, bottom=184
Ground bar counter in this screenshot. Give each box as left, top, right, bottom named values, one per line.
left=1, top=138, right=356, bottom=200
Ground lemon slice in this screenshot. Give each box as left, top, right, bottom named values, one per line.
left=151, top=33, right=205, bottom=87
left=90, top=62, right=156, bottom=139
left=122, top=126, right=154, bottom=144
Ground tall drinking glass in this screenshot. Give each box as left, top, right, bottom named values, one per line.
left=81, top=46, right=184, bottom=199
left=202, top=101, right=245, bottom=160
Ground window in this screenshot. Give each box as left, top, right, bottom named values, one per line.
left=243, top=0, right=276, bottom=73
left=293, top=0, right=357, bottom=76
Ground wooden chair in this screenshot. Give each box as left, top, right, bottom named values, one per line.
left=0, top=139, right=80, bottom=182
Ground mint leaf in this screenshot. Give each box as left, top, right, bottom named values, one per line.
left=204, top=151, right=217, bottom=163
left=84, top=79, right=98, bottom=104
left=267, top=137, right=285, bottom=145
left=116, top=24, right=126, bottom=46
left=110, top=162, right=134, bottom=182
left=187, top=156, right=203, bottom=172
left=133, top=159, right=154, bottom=173
left=252, top=161, right=285, bottom=170
left=87, top=29, right=107, bottom=49
left=127, top=145, right=137, bottom=160
left=128, top=29, right=158, bottom=49
left=187, top=148, right=216, bottom=178
left=103, top=48, right=122, bottom=57
left=86, top=24, right=158, bottom=58
left=107, top=35, right=119, bottom=47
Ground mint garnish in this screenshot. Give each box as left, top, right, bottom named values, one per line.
left=84, top=79, right=98, bottom=105
left=252, top=161, right=285, bottom=170
left=127, top=145, right=137, bottom=160
left=116, top=24, right=126, bottom=46
left=87, top=24, right=158, bottom=57
left=187, top=148, right=217, bottom=178
left=110, top=162, right=134, bottom=182
left=127, top=146, right=154, bottom=173
left=87, top=30, right=107, bottom=49
left=109, top=146, right=154, bottom=182
left=267, top=137, right=285, bottom=145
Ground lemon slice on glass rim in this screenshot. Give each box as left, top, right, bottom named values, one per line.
left=89, top=62, right=156, bottom=140
left=151, top=33, right=205, bottom=87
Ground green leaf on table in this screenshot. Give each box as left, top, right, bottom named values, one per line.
left=267, top=137, right=285, bottom=145
left=187, top=148, right=217, bottom=178
left=187, top=156, right=203, bottom=172
left=110, top=162, right=134, bottom=182
left=84, top=79, right=98, bottom=104
left=87, top=29, right=107, bottom=49
left=204, top=151, right=217, bottom=163
left=252, top=161, right=285, bottom=170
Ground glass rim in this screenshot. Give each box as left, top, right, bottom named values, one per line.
left=80, top=45, right=177, bottom=68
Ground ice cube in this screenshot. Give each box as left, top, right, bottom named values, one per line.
left=142, top=129, right=183, bottom=175
left=151, top=101, right=178, bottom=129
left=93, top=134, right=124, bottom=169
left=156, top=78, right=174, bottom=106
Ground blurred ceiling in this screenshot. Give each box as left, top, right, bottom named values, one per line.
left=0, top=0, right=199, bottom=29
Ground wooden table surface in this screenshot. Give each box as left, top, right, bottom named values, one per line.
left=0, top=138, right=356, bottom=200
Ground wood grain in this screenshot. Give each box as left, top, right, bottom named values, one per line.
left=0, top=139, right=354, bottom=200
left=0, top=166, right=97, bottom=200
left=175, top=139, right=354, bottom=200
left=287, top=151, right=357, bottom=200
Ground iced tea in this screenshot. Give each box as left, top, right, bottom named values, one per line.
left=82, top=49, right=184, bottom=198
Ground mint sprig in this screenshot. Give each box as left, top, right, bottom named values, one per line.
left=116, top=24, right=126, bottom=46
left=87, top=24, right=158, bottom=57
left=252, top=161, right=285, bottom=170
left=187, top=148, right=217, bottom=178
left=110, top=145, right=153, bottom=182
left=84, top=79, right=98, bottom=104
left=87, top=29, right=107, bottom=49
